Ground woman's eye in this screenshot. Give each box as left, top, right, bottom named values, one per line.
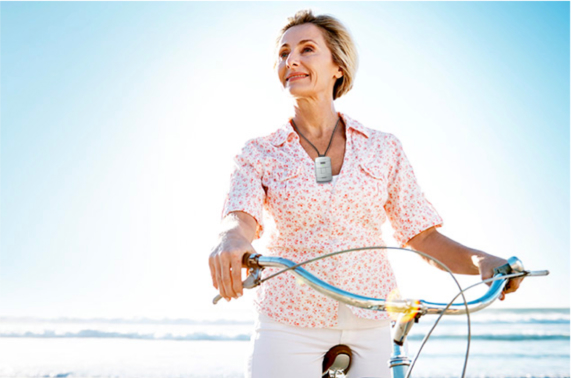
left=280, top=51, right=289, bottom=59
left=303, top=46, right=314, bottom=53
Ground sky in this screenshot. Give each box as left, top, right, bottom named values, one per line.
left=1, top=1, right=569, bottom=320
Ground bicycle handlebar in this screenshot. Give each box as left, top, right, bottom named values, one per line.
left=212, top=251, right=549, bottom=378
left=213, top=253, right=549, bottom=316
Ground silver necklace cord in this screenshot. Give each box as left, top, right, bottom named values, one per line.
left=291, top=117, right=340, bottom=157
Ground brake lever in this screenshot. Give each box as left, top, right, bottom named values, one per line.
left=212, top=266, right=263, bottom=305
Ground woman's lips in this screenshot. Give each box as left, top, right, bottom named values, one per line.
left=287, top=74, right=309, bottom=82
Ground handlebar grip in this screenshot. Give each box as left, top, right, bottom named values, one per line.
left=242, top=252, right=252, bottom=267
left=493, top=263, right=513, bottom=276
left=493, top=256, right=525, bottom=276
left=213, top=253, right=260, bottom=305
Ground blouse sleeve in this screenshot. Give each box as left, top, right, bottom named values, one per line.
left=384, top=135, right=443, bottom=247
left=221, top=139, right=266, bottom=239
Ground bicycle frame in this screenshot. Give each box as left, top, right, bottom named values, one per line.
left=213, top=253, right=549, bottom=378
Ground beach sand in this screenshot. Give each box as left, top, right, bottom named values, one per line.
left=1, top=332, right=569, bottom=377
left=0, top=338, right=249, bottom=378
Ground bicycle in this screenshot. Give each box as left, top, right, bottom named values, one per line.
left=212, top=247, right=549, bottom=378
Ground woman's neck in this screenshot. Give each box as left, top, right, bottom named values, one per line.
left=291, top=98, right=339, bottom=139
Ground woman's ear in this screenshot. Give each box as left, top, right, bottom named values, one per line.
left=335, top=68, right=344, bottom=79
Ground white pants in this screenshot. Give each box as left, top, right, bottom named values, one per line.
left=245, top=304, right=393, bottom=378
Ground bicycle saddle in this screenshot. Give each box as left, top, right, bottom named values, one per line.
left=322, top=344, right=352, bottom=378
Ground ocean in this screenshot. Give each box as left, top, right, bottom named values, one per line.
left=0, top=308, right=568, bottom=378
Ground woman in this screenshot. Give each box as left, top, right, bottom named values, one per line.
left=209, top=9, right=522, bottom=378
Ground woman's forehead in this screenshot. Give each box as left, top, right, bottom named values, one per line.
left=279, top=24, right=325, bottom=48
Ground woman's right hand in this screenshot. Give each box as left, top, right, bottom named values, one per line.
left=208, top=212, right=259, bottom=301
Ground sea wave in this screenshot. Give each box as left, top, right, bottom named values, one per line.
left=408, top=333, right=570, bottom=342
left=437, top=315, right=570, bottom=325
left=2, top=329, right=569, bottom=342
left=1, top=309, right=568, bottom=326
left=0, top=316, right=254, bottom=325
left=446, top=317, right=570, bottom=325
left=0, top=330, right=252, bottom=341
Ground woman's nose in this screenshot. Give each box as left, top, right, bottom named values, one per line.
left=285, top=52, right=299, bottom=68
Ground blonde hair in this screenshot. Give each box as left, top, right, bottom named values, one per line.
left=275, top=9, right=358, bottom=100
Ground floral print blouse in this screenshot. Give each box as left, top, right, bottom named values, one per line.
left=221, top=113, right=443, bottom=327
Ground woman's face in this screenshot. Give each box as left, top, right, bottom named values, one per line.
left=277, top=23, right=343, bottom=101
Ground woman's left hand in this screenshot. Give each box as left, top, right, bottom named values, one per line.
left=476, top=254, right=524, bottom=301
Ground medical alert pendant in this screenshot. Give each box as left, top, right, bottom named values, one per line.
left=290, top=117, right=340, bottom=184
left=315, top=156, right=333, bottom=183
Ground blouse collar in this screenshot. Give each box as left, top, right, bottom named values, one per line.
left=270, top=112, right=370, bottom=147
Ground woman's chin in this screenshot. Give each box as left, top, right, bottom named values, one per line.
left=285, top=87, right=316, bottom=100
